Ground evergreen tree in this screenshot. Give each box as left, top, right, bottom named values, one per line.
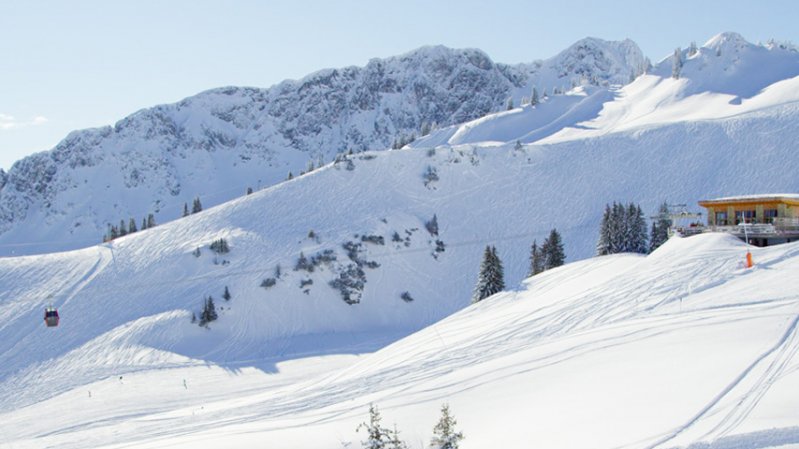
left=599, top=202, right=650, bottom=255
left=425, top=214, right=439, bottom=236
left=387, top=423, right=408, bottom=449
left=506, top=97, right=514, bottom=110
left=529, top=240, right=545, bottom=276
left=672, top=47, right=683, bottom=79
left=596, top=204, right=612, bottom=256
left=199, top=296, right=218, bottom=326
left=141, top=217, right=148, bottom=231
left=472, top=246, right=504, bottom=303
left=542, top=228, right=565, bottom=269
left=128, top=218, right=137, bottom=233
left=357, top=404, right=390, bottom=449
left=246, top=186, right=253, bottom=195
left=287, top=171, right=294, bottom=180
left=108, top=225, right=119, bottom=240
left=119, top=219, right=127, bottom=237
left=688, top=41, right=698, bottom=57
left=430, top=404, right=464, bottom=449
left=192, top=197, right=202, bottom=214
left=223, top=286, right=231, bottom=301
left=183, top=202, right=190, bottom=217
left=530, top=87, right=539, bottom=106
left=608, top=202, right=626, bottom=254
left=147, top=214, right=156, bottom=228
left=649, top=201, right=672, bottom=253
left=629, top=203, right=649, bottom=254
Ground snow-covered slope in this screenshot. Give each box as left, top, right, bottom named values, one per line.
left=0, top=38, right=646, bottom=256
left=4, top=234, right=799, bottom=449
left=2, top=32, right=799, bottom=448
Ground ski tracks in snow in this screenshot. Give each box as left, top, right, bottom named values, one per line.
left=647, top=304, right=799, bottom=449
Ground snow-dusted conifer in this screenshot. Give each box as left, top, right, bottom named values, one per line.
left=199, top=296, right=217, bottom=326
left=688, top=41, right=698, bottom=57
left=529, top=240, right=545, bottom=276
left=531, top=87, right=539, bottom=106
left=430, top=404, right=464, bottom=449
left=629, top=203, right=648, bottom=254
left=506, top=97, right=514, bottom=110
left=128, top=218, right=137, bottom=233
left=542, top=228, right=565, bottom=269
left=223, top=286, right=231, bottom=301
left=119, top=219, right=127, bottom=237
left=108, top=225, right=118, bottom=240
left=596, top=204, right=612, bottom=256
left=357, top=403, right=390, bottom=449
left=672, top=48, right=683, bottom=79
left=183, top=203, right=189, bottom=217
left=425, top=214, right=439, bottom=236
left=649, top=201, right=671, bottom=252
left=472, top=246, right=504, bottom=303
left=192, top=197, right=202, bottom=214
left=147, top=214, right=156, bottom=228
left=608, top=202, right=626, bottom=253
left=387, top=424, right=408, bottom=449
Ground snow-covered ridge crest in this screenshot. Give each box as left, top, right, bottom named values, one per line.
left=0, top=39, right=646, bottom=256
left=417, top=32, right=799, bottom=148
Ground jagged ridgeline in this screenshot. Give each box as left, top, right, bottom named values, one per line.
left=0, top=39, right=647, bottom=255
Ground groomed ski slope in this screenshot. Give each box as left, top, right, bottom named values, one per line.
left=3, top=233, right=799, bottom=448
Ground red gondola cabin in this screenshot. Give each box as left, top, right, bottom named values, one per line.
left=44, top=307, right=59, bottom=327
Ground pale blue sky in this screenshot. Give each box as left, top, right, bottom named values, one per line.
left=1, top=0, right=797, bottom=170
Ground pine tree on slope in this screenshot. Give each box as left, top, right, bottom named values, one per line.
left=650, top=202, right=671, bottom=253
left=430, top=404, right=464, bottom=449
left=672, top=47, right=683, bottom=79
left=472, top=246, right=505, bottom=303
left=387, top=424, right=408, bottom=449
left=199, top=296, right=218, bottom=326
left=627, top=203, right=648, bottom=254
left=529, top=239, right=545, bottom=276
left=542, top=228, right=565, bottom=269
left=596, top=204, right=612, bottom=256
left=357, top=403, right=390, bottom=449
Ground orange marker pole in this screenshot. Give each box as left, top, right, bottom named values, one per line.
left=745, top=251, right=753, bottom=268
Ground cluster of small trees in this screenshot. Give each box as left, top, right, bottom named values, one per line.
left=209, top=238, right=230, bottom=254
left=103, top=213, right=156, bottom=242
left=182, top=197, right=203, bottom=217
left=357, top=403, right=463, bottom=449
left=529, top=229, right=565, bottom=276
left=472, top=229, right=566, bottom=304
left=596, top=202, right=648, bottom=256
left=197, top=296, right=217, bottom=327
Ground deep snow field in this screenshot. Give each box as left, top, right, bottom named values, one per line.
left=2, top=234, right=799, bottom=448
left=2, top=33, right=799, bottom=448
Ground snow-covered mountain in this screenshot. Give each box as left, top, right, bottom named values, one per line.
left=412, top=32, right=799, bottom=147
left=3, top=31, right=799, bottom=448
left=0, top=38, right=647, bottom=256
